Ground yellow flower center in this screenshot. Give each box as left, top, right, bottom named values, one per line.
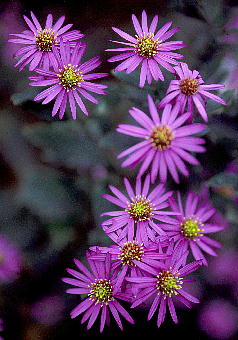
left=119, top=241, right=144, bottom=266
left=89, top=279, right=114, bottom=306
left=35, top=29, right=58, bottom=52
left=58, top=64, right=83, bottom=91
left=136, top=33, right=161, bottom=58
left=157, top=270, right=183, bottom=297
left=150, top=126, right=173, bottom=150
left=180, top=217, right=204, bottom=240
left=180, top=78, right=199, bottom=95
left=126, top=195, right=153, bottom=222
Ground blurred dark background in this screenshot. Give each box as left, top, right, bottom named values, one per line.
left=0, top=0, right=238, bottom=339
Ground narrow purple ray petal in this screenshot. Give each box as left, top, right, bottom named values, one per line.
left=108, top=302, right=123, bottom=330
left=53, top=16, right=65, bottom=31
left=126, top=55, right=143, bottom=73
left=155, top=21, right=172, bottom=39
left=102, top=194, right=127, bottom=208
left=192, top=95, right=208, bottom=122
left=23, top=15, right=37, bottom=33
left=70, top=299, right=94, bottom=319
left=199, top=90, right=227, bottom=105
left=109, top=186, right=129, bottom=203
left=108, top=52, right=135, bottom=62
left=158, top=90, right=180, bottom=108
left=171, top=147, right=199, bottom=165
left=87, top=304, right=101, bottom=330
left=29, top=51, right=42, bottom=71
left=112, top=300, right=134, bottom=324
left=30, top=12, right=42, bottom=31
left=190, top=241, right=208, bottom=266
left=57, top=24, right=73, bottom=36
left=68, top=91, right=77, bottom=120
left=157, top=298, right=166, bottom=327
left=73, top=91, right=88, bottom=116
left=167, top=297, right=178, bottom=323
left=196, top=240, right=217, bottom=256
left=45, top=14, right=53, bottom=29
left=132, top=14, right=143, bottom=36
left=179, top=260, right=202, bottom=276
left=148, top=295, right=161, bottom=320
left=149, top=15, right=158, bottom=34
left=100, top=305, right=107, bottom=333
left=179, top=289, right=199, bottom=303
left=42, top=85, right=62, bottom=104
left=112, top=27, right=137, bottom=43
left=160, top=26, right=180, bottom=41
left=124, top=178, right=135, bottom=198
left=117, top=141, right=149, bottom=159
left=139, top=59, right=148, bottom=88
left=52, top=90, right=65, bottom=117
left=141, top=10, right=148, bottom=35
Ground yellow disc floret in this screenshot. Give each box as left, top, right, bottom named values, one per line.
left=58, top=64, right=83, bottom=91
left=126, top=195, right=153, bottom=222
left=119, top=241, right=144, bottom=266
left=35, top=29, right=58, bottom=52
left=135, top=33, right=161, bottom=58
left=157, top=270, right=183, bottom=297
left=180, top=217, right=204, bottom=240
left=89, top=278, right=114, bottom=306
left=180, top=78, right=199, bottom=95
left=150, top=126, right=173, bottom=150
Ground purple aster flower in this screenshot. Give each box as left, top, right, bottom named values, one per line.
left=8, top=11, right=84, bottom=71
left=29, top=40, right=108, bottom=119
left=117, top=95, right=207, bottom=183
left=165, top=191, right=225, bottom=266
left=198, top=299, right=238, bottom=339
left=62, top=253, right=134, bottom=332
left=101, top=174, right=180, bottom=243
left=209, top=249, right=238, bottom=288
left=0, top=235, right=21, bottom=282
left=30, top=295, right=64, bottom=325
left=89, top=236, right=169, bottom=296
left=107, top=10, right=185, bottom=87
left=158, top=62, right=226, bottom=122
left=127, top=243, right=202, bottom=327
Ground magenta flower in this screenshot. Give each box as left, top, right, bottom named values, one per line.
left=8, top=11, right=84, bottom=71
left=0, top=235, right=21, bottom=282
left=102, top=174, right=179, bottom=243
left=107, top=10, right=185, bottom=87
left=30, top=295, right=64, bottom=325
left=158, top=62, right=226, bottom=122
left=62, top=253, right=134, bottom=332
left=89, top=237, right=168, bottom=296
left=29, top=40, right=108, bottom=119
left=198, top=299, right=238, bottom=339
left=127, top=244, right=202, bottom=327
left=117, top=95, right=207, bottom=184
left=165, top=191, right=224, bottom=266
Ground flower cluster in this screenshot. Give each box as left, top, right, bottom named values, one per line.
left=8, top=9, right=228, bottom=335
left=63, top=175, right=225, bottom=331
left=9, top=12, right=108, bottom=119
left=60, top=10, right=226, bottom=332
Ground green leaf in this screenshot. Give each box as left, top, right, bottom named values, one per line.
left=11, top=87, right=39, bottom=105
left=16, top=165, right=74, bottom=221
left=206, top=172, right=238, bottom=193
left=23, top=121, right=105, bottom=169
